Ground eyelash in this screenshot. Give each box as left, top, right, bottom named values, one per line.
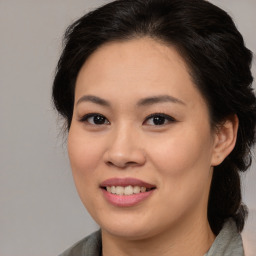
left=79, top=113, right=110, bottom=125
left=79, top=113, right=176, bottom=126
left=144, top=113, right=176, bottom=126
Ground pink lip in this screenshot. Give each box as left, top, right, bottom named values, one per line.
left=100, top=178, right=156, bottom=207
left=100, top=177, right=155, bottom=188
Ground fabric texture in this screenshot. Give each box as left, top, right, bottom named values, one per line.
left=204, top=219, right=244, bottom=256
left=59, top=219, right=244, bottom=256
left=59, top=230, right=102, bottom=256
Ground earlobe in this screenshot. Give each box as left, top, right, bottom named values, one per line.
left=211, top=115, right=239, bottom=166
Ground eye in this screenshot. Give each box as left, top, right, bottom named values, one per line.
left=144, top=113, right=176, bottom=126
left=79, top=113, right=110, bottom=125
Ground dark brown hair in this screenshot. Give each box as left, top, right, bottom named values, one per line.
left=52, top=0, right=256, bottom=235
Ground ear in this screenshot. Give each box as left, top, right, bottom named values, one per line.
left=211, top=115, right=239, bottom=166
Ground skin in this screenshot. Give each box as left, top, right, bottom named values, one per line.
left=68, top=37, right=238, bottom=256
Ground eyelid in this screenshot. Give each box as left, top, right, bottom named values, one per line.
left=78, top=112, right=176, bottom=126
left=79, top=113, right=110, bottom=125
left=143, top=113, right=176, bottom=125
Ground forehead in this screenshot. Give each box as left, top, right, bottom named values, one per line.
left=78, top=37, right=190, bottom=82
left=75, top=37, right=204, bottom=107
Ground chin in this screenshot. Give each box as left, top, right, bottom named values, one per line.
left=103, top=214, right=176, bottom=242
left=98, top=214, right=155, bottom=240
left=103, top=225, right=154, bottom=240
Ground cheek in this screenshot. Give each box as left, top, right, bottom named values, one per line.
left=148, top=130, right=214, bottom=218
left=68, top=127, right=101, bottom=169
left=67, top=127, right=109, bottom=217
left=149, top=126, right=214, bottom=185
left=67, top=127, right=104, bottom=193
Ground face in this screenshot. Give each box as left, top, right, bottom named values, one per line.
left=68, top=37, right=218, bottom=240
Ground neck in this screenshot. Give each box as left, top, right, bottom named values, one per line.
left=101, top=215, right=215, bottom=256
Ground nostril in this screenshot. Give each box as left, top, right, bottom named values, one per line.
left=126, top=161, right=138, bottom=166
left=103, top=148, right=146, bottom=168
left=106, top=160, right=140, bottom=168
left=106, top=161, right=114, bottom=166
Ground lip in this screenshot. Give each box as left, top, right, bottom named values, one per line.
left=100, top=177, right=155, bottom=188
left=100, top=177, right=156, bottom=207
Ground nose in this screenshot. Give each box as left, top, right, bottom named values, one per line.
left=103, top=126, right=146, bottom=169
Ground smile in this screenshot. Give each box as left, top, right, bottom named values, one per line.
left=105, top=185, right=154, bottom=195
left=100, top=178, right=156, bottom=207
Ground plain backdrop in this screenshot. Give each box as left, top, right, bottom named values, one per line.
left=0, top=1, right=255, bottom=255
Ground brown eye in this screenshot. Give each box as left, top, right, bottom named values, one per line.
left=80, top=114, right=110, bottom=125
left=151, top=116, right=166, bottom=125
left=144, top=113, right=176, bottom=126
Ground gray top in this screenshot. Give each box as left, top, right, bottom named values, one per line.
left=204, top=219, right=244, bottom=256
left=59, top=230, right=102, bottom=256
left=59, top=219, right=244, bottom=256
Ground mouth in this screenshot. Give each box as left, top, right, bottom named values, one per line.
left=101, top=185, right=156, bottom=196
left=100, top=178, right=157, bottom=207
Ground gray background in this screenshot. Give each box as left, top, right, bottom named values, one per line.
left=0, top=1, right=255, bottom=255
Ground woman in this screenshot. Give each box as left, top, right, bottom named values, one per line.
left=52, top=0, right=256, bottom=255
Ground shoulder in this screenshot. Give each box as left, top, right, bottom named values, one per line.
left=242, top=209, right=256, bottom=256
left=205, top=219, right=244, bottom=256
left=58, top=230, right=102, bottom=256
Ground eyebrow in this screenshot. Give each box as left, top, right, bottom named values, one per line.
left=76, top=94, right=185, bottom=107
left=137, top=95, right=185, bottom=106
left=76, top=95, right=111, bottom=107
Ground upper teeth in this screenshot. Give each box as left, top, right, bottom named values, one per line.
left=106, top=185, right=147, bottom=195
